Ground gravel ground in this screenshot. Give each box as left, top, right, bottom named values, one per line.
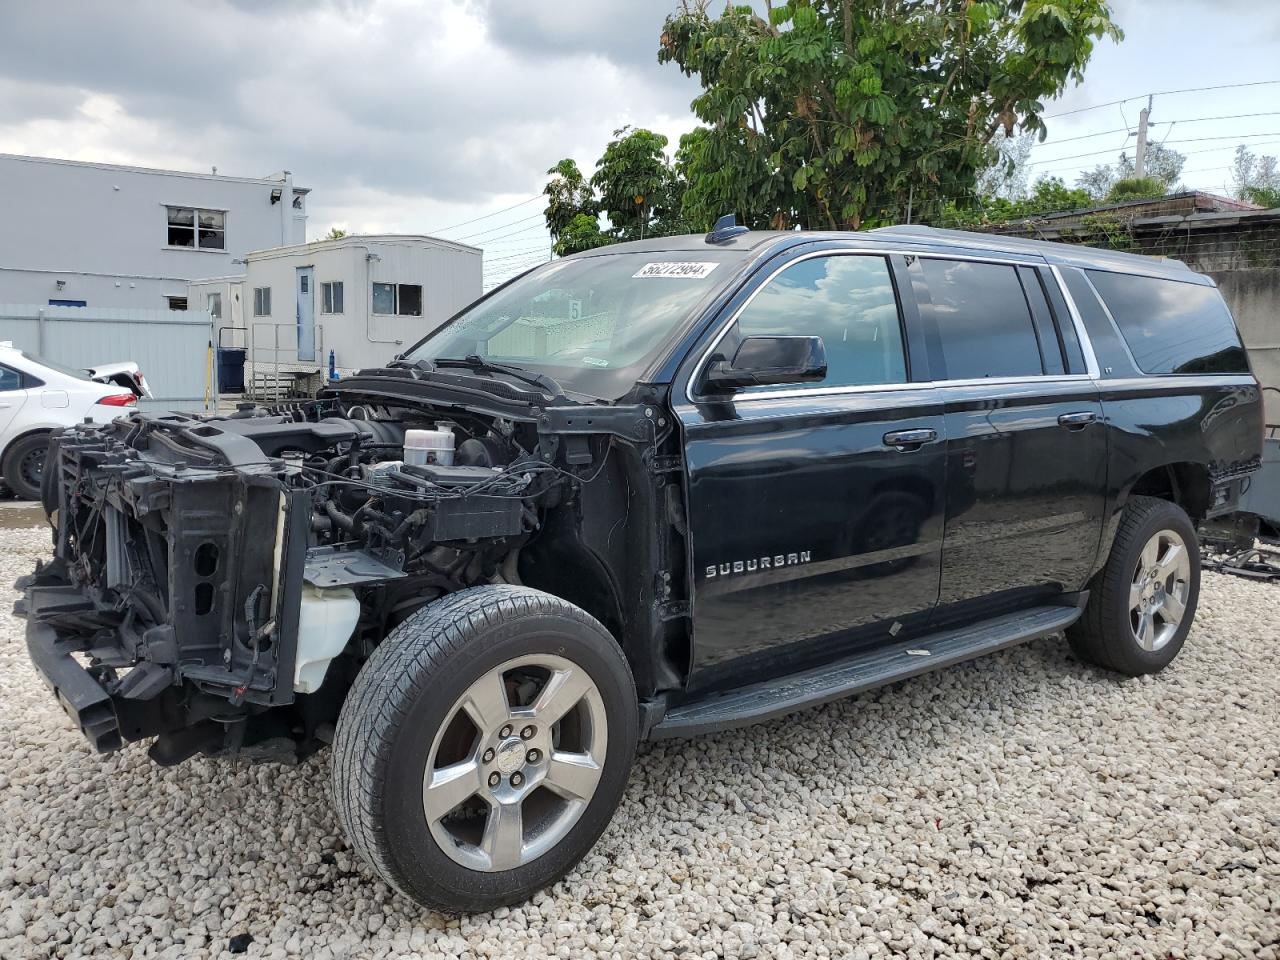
left=1, top=523, right=1277, bottom=960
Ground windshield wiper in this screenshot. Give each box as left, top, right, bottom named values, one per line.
left=434, top=355, right=566, bottom=399
left=385, top=356, right=434, bottom=373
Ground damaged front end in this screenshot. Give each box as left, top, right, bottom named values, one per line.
left=18, top=412, right=320, bottom=762
left=17, top=398, right=591, bottom=764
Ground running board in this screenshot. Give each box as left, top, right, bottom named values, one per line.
left=650, top=604, right=1082, bottom=739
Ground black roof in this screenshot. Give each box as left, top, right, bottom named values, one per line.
left=571, top=223, right=1208, bottom=285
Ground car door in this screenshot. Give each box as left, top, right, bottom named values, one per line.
left=903, top=254, right=1107, bottom=617
left=0, top=363, right=29, bottom=436
left=673, top=249, right=946, bottom=691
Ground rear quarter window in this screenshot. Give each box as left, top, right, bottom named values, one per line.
left=1085, top=270, right=1249, bottom=375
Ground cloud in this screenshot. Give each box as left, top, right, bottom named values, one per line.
left=473, top=0, right=676, bottom=72
left=0, top=0, right=700, bottom=247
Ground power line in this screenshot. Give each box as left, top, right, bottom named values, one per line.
left=454, top=214, right=547, bottom=243
left=1029, top=130, right=1280, bottom=168
left=485, top=250, right=550, bottom=267
left=1034, top=137, right=1280, bottom=176
left=483, top=248, right=552, bottom=266
left=1043, top=80, right=1280, bottom=121
left=465, top=223, right=551, bottom=247
left=1160, top=110, right=1280, bottom=126
left=427, top=195, right=541, bottom=235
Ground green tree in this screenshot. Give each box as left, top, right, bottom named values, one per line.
left=542, top=129, right=690, bottom=252
left=554, top=212, right=612, bottom=257
left=659, top=0, right=1120, bottom=231
left=543, top=159, right=596, bottom=241
left=590, top=126, right=679, bottom=240
left=942, top=175, right=1092, bottom=227
left=1231, top=144, right=1280, bottom=208
left=322, top=226, right=348, bottom=240
left=1105, top=176, right=1166, bottom=203
left=1076, top=142, right=1185, bottom=201
left=975, top=130, right=1037, bottom=202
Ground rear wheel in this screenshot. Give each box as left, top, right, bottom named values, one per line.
left=3, top=433, right=49, bottom=502
left=331, top=585, right=638, bottom=913
left=1069, top=496, right=1200, bottom=675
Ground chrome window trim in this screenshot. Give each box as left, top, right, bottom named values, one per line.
left=685, top=247, right=1091, bottom=405
left=702, top=374, right=1095, bottom=405
left=1047, top=264, right=1102, bottom=379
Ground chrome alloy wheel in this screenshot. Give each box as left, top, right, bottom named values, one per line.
left=422, top=654, right=608, bottom=872
left=1129, top=529, right=1191, bottom=652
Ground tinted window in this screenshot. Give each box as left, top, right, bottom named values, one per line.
left=1039, top=269, right=1088, bottom=373
left=1017, top=267, right=1065, bottom=375
left=911, top=258, right=1044, bottom=379
left=732, top=255, right=906, bottom=389
left=0, top=365, right=21, bottom=392
left=1085, top=270, right=1249, bottom=374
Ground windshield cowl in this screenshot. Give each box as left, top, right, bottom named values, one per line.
left=342, top=364, right=605, bottom=407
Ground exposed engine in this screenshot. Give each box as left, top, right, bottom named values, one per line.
left=26, top=396, right=618, bottom=763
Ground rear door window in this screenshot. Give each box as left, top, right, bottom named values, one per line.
left=1085, top=270, right=1249, bottom=374
left=908, top=258, right=1045, bottom=379
left=0, top=364, right=23, bottom=392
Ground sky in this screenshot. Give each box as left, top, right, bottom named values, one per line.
left=1, top=0, right=1278, bottom=288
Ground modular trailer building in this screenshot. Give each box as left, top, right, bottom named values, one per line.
left=190, top=235, right=483, bottom=394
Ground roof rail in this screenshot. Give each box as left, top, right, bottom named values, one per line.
left=705, top=214, right=750, bottom=244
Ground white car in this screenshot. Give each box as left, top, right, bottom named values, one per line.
left=0, top=342, right=151, bottom=500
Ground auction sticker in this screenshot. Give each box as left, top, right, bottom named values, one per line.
left=632, top=261, right=720, bottom=279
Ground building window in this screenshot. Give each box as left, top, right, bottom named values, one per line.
left=48, top=299, right=87, bottom=308
left=167, top=296, right=188, bottom=311
left=398, top=284, right=423, bottom=317
left=253, top=287, right=271, bottom=317
left=372, top=282, right=424, bottom=316
left=322, top=281, right=344, bottom=314
left=167, top=206, right=226, bottom=250
left=207, top=293, right=222, bottom=319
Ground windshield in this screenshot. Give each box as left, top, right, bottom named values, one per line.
left=403, top=251, right=740, bottom=400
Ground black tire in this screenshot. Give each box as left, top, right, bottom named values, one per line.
left=331, top=584, right=638, bottom=913
left=1068, top=496, right=1201, bottom=676
left=3, top=432, right=50, bottom=502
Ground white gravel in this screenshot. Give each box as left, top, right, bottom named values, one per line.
left=1, top=523, right=1278, bottom=960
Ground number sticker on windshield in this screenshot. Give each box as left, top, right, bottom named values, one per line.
left=632, top=262, right=720, bottom=279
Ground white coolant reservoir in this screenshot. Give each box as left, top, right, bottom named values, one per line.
left=294, top=584, right=361, bottom=694
left=404, top=424, right=455, bottom=466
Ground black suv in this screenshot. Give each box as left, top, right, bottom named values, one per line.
left=18, top=224, right=1262, bottom=912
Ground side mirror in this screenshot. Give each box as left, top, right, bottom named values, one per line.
left=702, top=336, right=827, bottom=392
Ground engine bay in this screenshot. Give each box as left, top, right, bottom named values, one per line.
left=25, top=394, right=631, bottom=761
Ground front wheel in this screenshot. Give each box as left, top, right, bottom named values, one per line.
left=1068, top=496, right=1201, bottom=676
left=331, top=585, right=638, bottom=913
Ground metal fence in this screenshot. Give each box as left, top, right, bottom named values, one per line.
left=0, top=304, right=214, bottom=412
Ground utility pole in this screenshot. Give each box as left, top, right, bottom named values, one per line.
left=1134, top=94, right=1153, bottom=179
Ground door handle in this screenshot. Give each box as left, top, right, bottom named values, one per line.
left=884, top=428, right=938, bottom=450
left=1057, top=411, right=1097, bottom=429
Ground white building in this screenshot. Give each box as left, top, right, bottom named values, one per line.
left=0, top=153, right=309, bottom=310
left=188, top=235, right=482, bottom=392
